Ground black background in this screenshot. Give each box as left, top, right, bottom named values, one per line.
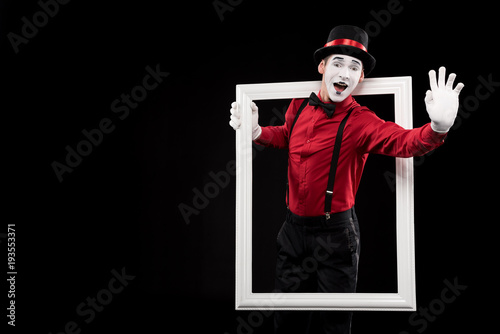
left=2, top=0, right=496, bottom=333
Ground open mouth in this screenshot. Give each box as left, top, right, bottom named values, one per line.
left=333, top=82, right=348, bottom=94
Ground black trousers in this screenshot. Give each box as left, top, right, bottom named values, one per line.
left=274, top=208, right=360, bottom=334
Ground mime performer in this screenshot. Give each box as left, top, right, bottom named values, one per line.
left=229, top=25, right=464, bottom=334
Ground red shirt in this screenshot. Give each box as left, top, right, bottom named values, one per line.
left=255, top=92, right=447, bottom=217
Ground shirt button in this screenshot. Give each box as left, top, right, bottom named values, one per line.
left=306, top=139, right=310, bottom=143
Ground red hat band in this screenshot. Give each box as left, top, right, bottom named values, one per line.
left=324, top=38, right=367, bottom=53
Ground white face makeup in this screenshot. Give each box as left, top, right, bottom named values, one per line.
left=323, top=54, right=363, bottom=102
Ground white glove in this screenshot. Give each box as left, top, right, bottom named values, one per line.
left=229, top=101, right=262, bottom=140
left=425, top=66, right=464, bottom=133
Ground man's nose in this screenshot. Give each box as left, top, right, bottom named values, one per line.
left=339, top=68, right=349, bottom=80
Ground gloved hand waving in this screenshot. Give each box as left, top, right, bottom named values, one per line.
left=425, top=66, right=465, bottom=133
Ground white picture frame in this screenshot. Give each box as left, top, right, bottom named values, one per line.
left=235, top=77, right=415, bottom=311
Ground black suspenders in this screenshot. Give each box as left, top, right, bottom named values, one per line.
left=286, top=99, right=309, bottom=207
left=323, top=109, right=353, bottom=219
left=287, top=98, right=354, bottom=219
left=288, top=99, right=310, bottom=138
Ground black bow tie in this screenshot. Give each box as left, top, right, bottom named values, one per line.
left=308, top=92, right=336, bottom=118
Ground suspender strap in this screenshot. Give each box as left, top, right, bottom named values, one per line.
left=324, top=108, right=354, bottom=219
left=286, top=98, right=310, bottom=207
left=289, top=99, right=310, bottom=138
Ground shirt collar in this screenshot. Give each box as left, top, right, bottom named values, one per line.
left=317, top=90, right=354, bottom=110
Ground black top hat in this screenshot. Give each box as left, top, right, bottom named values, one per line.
left=314, top=25, right=376, bottom=75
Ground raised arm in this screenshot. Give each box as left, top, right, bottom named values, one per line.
left=355, top=67, right=464, bottom=157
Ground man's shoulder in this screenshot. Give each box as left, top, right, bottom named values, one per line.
left=351, top=104, right=375, bottom=117
left=286, top=98, right=309, bottom=119
left=290, top=98, right=308, bottom=109
left=349, top=104, right=382, bottom=128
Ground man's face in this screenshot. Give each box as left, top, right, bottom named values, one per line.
left=320, top=54, right=364, bottom=103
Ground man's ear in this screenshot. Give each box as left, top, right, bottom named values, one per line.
left=318, top=59, right=326, bottom=75
left=358, top=69, right=365, bottom=83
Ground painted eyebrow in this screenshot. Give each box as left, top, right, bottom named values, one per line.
left=332, top=57, right=344, bottom=61
left=351, top=60, right=361, bottom=66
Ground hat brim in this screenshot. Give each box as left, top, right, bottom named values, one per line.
left=314, top=45, right=376, bottom=76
